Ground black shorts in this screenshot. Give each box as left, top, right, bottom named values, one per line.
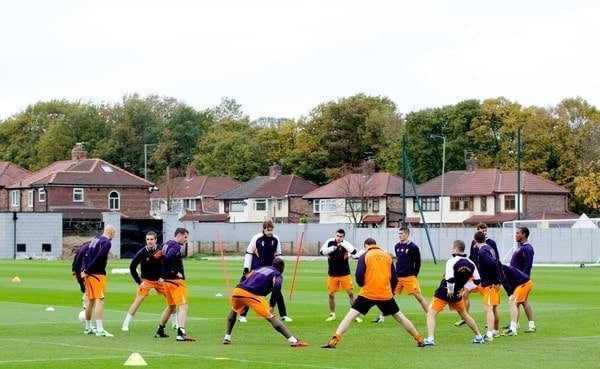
left=351, top=295, right=400, bottom=316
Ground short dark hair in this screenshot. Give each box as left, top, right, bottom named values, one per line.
left=518, top=226, right=530, bottom=238
left=174, top=227, right=189, bottom=237
left=399, top=227, right=410, bottom=234
left=263, top=220, right=274, bottom=230
left=272, top=257, right=285, bottom=273
left=474, top=231, right=486, bottom=243
left=336, top=228, right=345, bottom=236
left=146, top=231, right=157, bottom=238
left=476, top=222, right=488, bottom=230
left=364, top=238, right=377, bottom=246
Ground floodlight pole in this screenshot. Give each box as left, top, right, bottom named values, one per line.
left=144, top=143, right=158, bottom=180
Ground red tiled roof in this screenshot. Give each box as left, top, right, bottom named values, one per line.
left=462, top=213, right=518, bottom=225
left=405, top=217, right=421, bottom=224
left=151, top=176, right=240, bottom=199
left=250, top=174, right=318, bottom=198
left=9, top=159, right=153, bottom=189
left=179, top=213, right=229, bottom=222
left=362, top=215, right=385, bottom=223
left=418, top=169, right=569, bottom=197
left=0, top=162, right=30, bottom=187
left=303, top=172, right=415, bottom=199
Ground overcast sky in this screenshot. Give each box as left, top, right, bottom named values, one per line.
left=1, top=0, right=598, bottom=121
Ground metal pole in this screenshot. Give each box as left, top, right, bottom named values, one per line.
left=430, top=134, right=446, bottom=227
left=144, top=143, right=158, bottom=181
left=441, top=136, right=446, bottom=227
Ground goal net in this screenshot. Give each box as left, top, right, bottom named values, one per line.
left=501, top=216, right=600, bottom=266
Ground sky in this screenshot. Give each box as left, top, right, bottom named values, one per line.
left=1, top=0, right=599, bottom=121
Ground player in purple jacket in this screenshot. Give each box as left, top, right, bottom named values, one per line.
left=223, top=258, right=308, bottom=347
left=81, top=225, right=115, bottom=337
left=500, top=264, right=534, bottom=336
left=423, top=240, right=485, bottom=346
left=456, top=222, right=498, bottom=327
left=509, top=226, right=536, bottom=332
left=474, top=230, right=502, bottom=341
left=154, top=227, right=195, bottom=342
left=239, top=221, right=291, bottom=322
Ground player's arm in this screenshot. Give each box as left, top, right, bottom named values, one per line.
left=129, top=251, right=143, bottom=284
left=273, top=235, right=282, bottom=257
left=320, top=239, right=336, bottom=255
left=243, top=234, right=259, bottom=274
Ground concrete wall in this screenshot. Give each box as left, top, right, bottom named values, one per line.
left=0, top=212, right=63, bottom=259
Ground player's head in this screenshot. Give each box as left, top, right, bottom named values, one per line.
left=146, top=231, right=157, bottom=249
left=516, top=226, right=530, bottom=241
left=474, top=230, right=486, bottom=244
left=476, top=222, right=488, bottom=235
left=272, top=257, right=285, bottom=273
left=263, top=220, right=274, bottom=237
left=364, top=238, right=377, bottom=247
left=174, top=227, right=189, bottom=244
left=452, top=239, right=466, bottom=253
left=103, top=224, right=116, bottom=240
left=335, top=228, right=345, bottom=242
left=399, top=227, right=410, bottom=241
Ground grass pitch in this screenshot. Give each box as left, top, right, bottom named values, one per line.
left=0, top=258, right=598, bottom=369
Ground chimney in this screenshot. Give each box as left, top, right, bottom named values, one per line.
left=185, top=165, right=197, bottom=180
left=71, top=143, right=87, bottom=162
left=466, top=154, right=480, bottom=172
left=269, top=162, right=282, bottom=178
left=362, top=158, right=376, bottom=176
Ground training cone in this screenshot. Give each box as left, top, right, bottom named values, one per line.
left=12, top=276, right=21, bottom=282
left=124, top=352, right=147, bottom=366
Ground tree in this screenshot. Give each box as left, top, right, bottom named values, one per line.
left=0, top=100, right=106, bottom=170
left=292, top=94, right=403, bottom=184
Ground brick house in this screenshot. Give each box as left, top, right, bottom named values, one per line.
left=0, top=162, right=31, bottom=211
left=6, top=143, right=155, bottom=220
left=215, top=163, right=318, bottom=223
left=149, top=166, right=240, bottom=222
left=409, top=157, right=575, bottom=226
left=302, top=160, right=417, bottom=228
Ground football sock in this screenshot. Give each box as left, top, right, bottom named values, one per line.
left=288, top=336, right=298, bottom=343
left=96, top=320, right=104, bottom=332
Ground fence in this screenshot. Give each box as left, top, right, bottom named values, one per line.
left=176, top=220, right=600, bottom=265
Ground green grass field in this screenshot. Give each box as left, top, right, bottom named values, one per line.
left=0, top=258, right=598, bottom=369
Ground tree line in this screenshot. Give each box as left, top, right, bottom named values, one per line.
left=1, top=93, right=599, bottom=215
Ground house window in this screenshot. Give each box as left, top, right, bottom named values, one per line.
left=39, top=189, right=46, bottom=202
left=42, top=243, right=52, bottom=252
left=17, top=243, right=26, bottom=252
left=27, top=190, right=34, bottom=208
left=345, top=199, right=367, bottom=212
left=171, top=199, right=183, bottom=213
left=108, top=191, right=120, bottom=210
left=480, top=196, right=487, bottom=212
left=253, top=199, right=267, bottom=211
left=414, top=197, right=439, bottom=212
left=151, top=199, right=164, bottom=212
left=313, top=199, right=337, bottom=213
left=268, top=198, right=283, bottom=211
left=230, top=201, right=245, bottom=212
left=504, top=195, right=516, bottom=210
left=73, top=188, right=84, bottom=202
left=372, top=199, right=379, bottom=212
left=11, top=190, right=20, bottom=207
left=450, top=196, right=473, bottom=211
left=187, top=199, right=196, bottom=211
